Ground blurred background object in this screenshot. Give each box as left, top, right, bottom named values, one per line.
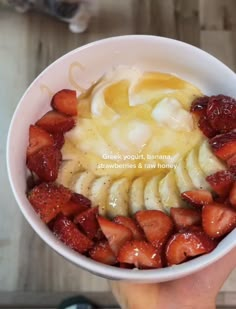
left=0, top=0, right=236, bottom=308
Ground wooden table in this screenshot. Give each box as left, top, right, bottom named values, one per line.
left=0, top=0, right=236, bottom=308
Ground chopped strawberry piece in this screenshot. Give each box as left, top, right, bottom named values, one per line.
left=135, top=210, right=174, bottom=249
left=52, top=132, right=65, bottom=150
left=202, top=203, right=236, bottom=238
left=165, top=230, right=216, bottom=266
left=53, top=215, right=93, bottom=253
left=117, top=240, right=162, bottom=269
left=227, top=153, right=236, bottom=168
left=71, top=192, right=91, bottom=208
left=27, top=125, right=53, bottom=157
left=27, top=146, right=62, bottom=182
left=28, top=183, right=71, bottom=223
left=51, top=89, right=78, bottom=116
left=36, top=110, right=75, bottom=134
left=170, top=208, right=201, bottom=230
left=229, top=182, right=236, bottom=208
left=190, top=96, right=209, bottom=116
left=74, top=207, right=99, bottom=240
left=198, top=115, right=218, bottom=138
left=97, top=216, right=132, bottom=256
left=181, top=190, right=213, bottom=207
left=209, top=131, right=236, bottom=160
left=206, top=170, right=234, bottom=196
left=89, top=241, right=117, bottom=265
left=113, top=216, right=145, bottom=240
left=207, top=95, right=236, bottom=132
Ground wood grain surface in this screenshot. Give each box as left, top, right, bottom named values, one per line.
left=0, top=0, right=235, bottom=307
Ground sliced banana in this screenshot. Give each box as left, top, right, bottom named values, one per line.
left=107, top=178, right=129, bottom=218
left=144, top=175, right=164, bottom=211
left=73, top=171, right=96, bottom=197
left=129, top=177, right=145, bottom=215
left=89, top=176, right=112, bottom=216
left=199, top=140, right=226, bottom=176
left=61, top=139, right=80, bottom=161
left=175, top=158, right=195, bottom=192
left=159, top=171, right=184, bottom=213
left=56, top=160, right=84, bottom=188
left=186, top=148, right=211, bottom=190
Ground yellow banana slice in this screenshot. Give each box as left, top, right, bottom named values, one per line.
left=89, top=176, right=112, bottom=216
left=175, top=158, right=195, bottom=192
left=129, top=177, right=145, bottom=215
left=144, top=175, right=164, bottom=211
left=73, top=171, right=96, bottom=197
left=107, top=178, right=129, bottom=218
left=198, top=140, right=226, bottom=176
left=56, top=160, right=84, bottom=188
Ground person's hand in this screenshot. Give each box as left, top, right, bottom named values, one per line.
left=111, top=248, right=236, bottom=309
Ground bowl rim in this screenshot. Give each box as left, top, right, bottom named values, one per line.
left=6, top=34, right=236, bottom=281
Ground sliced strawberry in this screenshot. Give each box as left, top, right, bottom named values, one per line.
left=229, top=182, right=236, bottom=208
left=227, top=153, right=236, bottom=168
left=181, top=190, right=213, bottom=207
left=52, top=132, right=65, bottom=150
left=117, top=240, right=162, bottom=269
left=165, top=230, right=216, bottom=266
left=51, top=89, right=78, bottom=116
left=27, top=146, right=62, bottom=182
left=36, top=110, right=75, bottom=134
left=53, top=214, right=93, bottom=253
left=27, top=125, right=53, bottom=157
left=209, top=131, right=236, bottom=160
left=113, top=216, right=145, bottom=240
left=28, top=183, right=71, bottom=223
left=70, top=192, right=91, bottom=208
left=89, top=241, right=117, bottom=265
left=202, top=203, right=236, bottom=238
left=206, top=170, right=234, bottom=196
left=198, top=115, right=218, bottom=138
left=97, top=216, right=132, bottom=256
left=74, top=207, right=99, bottom=240
left=190, top=96, right=209, bottom=116
left=135, top=210, right=174, bottom=249
left=170, top=208, right=201, bottom=230
left=207, top=95, right=236, bottom=132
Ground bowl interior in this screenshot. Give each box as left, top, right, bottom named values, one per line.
left=7, top=35, right=236, bottom=282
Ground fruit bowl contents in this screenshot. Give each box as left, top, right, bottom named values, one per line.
left=26, top=67, right=236, bottom=269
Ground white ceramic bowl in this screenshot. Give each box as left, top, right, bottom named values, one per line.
left=7, top=35, right=236, bottom=282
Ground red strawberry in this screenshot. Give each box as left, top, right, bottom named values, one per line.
left=206, top=170, right=234, bottom=196
left=28, top=183, right=71, bottom=223
left=70, top=192, right=91, bottom=208
left=190, top=96, right=209, bottom=116
left=227, top=153, right=236, bottom=168
left=27, top=146, right=62, bottom=182
left=74, top=207, right=99, bottom=240
left=207, top=95, right=236, bottom=132
left=165, top=230, right=216, bottom=266
left=113, top=216, right=145, bottom=240
left=198, top=115, right=218, bottom=138
left=202, top=203, right=236, bottom=238
left=53, top=215, right=93, bottom=253
left=51, top=89, right=78, bottom=116
left=117, top=240, right=162, bottom=269
left=36, top=111, right=75, bottom=134
left=61, top=194, right=89, bottom=217
left=170, top=208, right=201, bottom=230
left=181, top=190, right=213, bottom=207
left=27, top=125, right=53, bottom=157
left=209, top=131, right=236, bottom=160
left=229, top=182, right=236, bottom=208
left=135, top=210, right=174, bottom=249
left=97, top=216, right=132, bottom=256
left=52, top=132, right=65, bottom=150
left=89, top=241, right=117, bottom=265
